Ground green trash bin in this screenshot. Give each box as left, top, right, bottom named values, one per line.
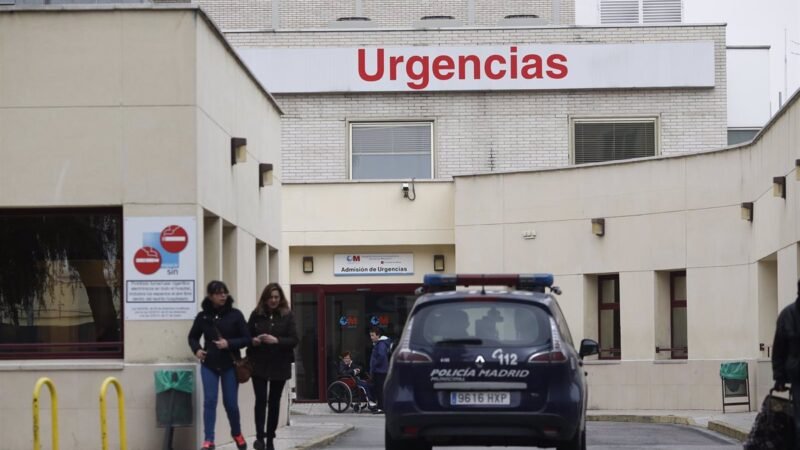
left=719, top=361, right=750, bottom=412
left=155, top=369, right=194, bottom=428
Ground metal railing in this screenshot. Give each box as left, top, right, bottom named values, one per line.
left=99, top=377, right=127, bottom=450
left=33, top=377, right=59, bottom=450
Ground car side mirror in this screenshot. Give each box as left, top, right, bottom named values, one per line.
left=579, top=339, right=599, bottom=359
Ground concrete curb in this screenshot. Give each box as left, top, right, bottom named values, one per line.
left=588, top=414, right=750, bottom=443
left=290, top=424, right=355, bottom=450
left=587, top=414, right=696, bottom=426
left=707, top=420, right=749, bottom=442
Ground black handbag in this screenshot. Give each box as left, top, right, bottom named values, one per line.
left=744, top=389, right=794, bottom=450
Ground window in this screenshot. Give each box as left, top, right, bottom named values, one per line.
left=350, top=122, right=433, bottom=180
left=598, top=275, right=620, bottom=359
left=0, top=209, right=123, bottom=359
left=727, top=128, right=760, bottom=146
left=572, top=118, right=657, bottom=164
left=670, top=271, right=687, bottom=359
left=600, top=0, right=682, bottom=24
left=412, top=301, right=551, bottom=347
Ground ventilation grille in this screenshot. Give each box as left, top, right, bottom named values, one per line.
left=642, top=0, right=682, bottom=23
left=600, top=0, right=682, bottom=24
left=600, top=0, right=640, bottom=24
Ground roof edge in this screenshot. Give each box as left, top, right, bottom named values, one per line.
left=0, top=4, right=284, bottom=115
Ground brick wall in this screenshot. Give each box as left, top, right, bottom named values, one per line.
left=197, top=0, right=575, bottom=30
left=226, top=26, right=727, bottom=182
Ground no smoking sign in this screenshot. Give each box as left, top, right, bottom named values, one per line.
left=133, top=247, right=162, bottom=275
left=160, top=225, right=188, bottom=253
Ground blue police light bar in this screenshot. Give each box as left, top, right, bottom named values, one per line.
left=422, top=273, right=554, bottom=292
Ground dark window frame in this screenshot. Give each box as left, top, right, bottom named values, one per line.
left=0, top=207, right=124, bottom=360
left=597, top=274, right=621, bottom=360
left=670, top=270, right=688, bottom=359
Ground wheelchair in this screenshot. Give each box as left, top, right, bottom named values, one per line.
left=326, top=374, right=372, bottom=413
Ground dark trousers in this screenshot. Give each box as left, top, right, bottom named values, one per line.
left=252, top=377, right=287, bottom=441
left=793, top=384, right=800, bottom=450
left=372, top=372, right=387, bottom=410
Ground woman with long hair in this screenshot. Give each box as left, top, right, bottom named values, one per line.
left=247, top=282, right=298, bottom=450
left=188, top=280, right=250, bottom=450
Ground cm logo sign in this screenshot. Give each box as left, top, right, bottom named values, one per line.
left=346, top=255, right=361, bottom=262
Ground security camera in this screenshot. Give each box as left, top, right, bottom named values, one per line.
left=402, top=183, right=410, bottom=192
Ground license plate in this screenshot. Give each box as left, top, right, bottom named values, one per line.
left=450, top=391, right=510, bottom=406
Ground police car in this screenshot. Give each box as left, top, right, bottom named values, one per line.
left=384, top=274, right=599, bottom=450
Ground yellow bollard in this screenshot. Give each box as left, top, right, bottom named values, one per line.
left=33, top=377, right=59, bottom=450
left=99, top=377, right=127, bottom=450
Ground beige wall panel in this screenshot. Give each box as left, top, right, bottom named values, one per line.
left=454, top=224, right=505, bottom=272
left=0, top=108, right=123, bottom=205
left=578, top=159, right=687, bottom=220
left=453, top=176, right=505, bottom=226
left=688, top=265, right=755, bottom=359
left=197, top=110, right=237, bottom=217
left=196, top=15, right=238, bottom=136
left=195, top=17, right=282, bottom=248
left=684, top=149, right=744, bottom=210
left=236, top=229, right=259, bottom=311
left=586, top=359, right=741, bottom=410
left=619, top=272, right=655, bottom=360
left=751, top=193, right=791, bottom=262
left=125, top=321, right=198, bottom=363
left=550, top=274, right=584, bottom=342
left=777, top=244, right=800, bottom=310
left=0, top=12, right=123, bottom=107
left=288, top=245, right=455, bottom=285
left=582, top=212, right=687, bottom=274
left=686, top=206, right=750, bottom=268
left=283, top=182, right=454, bottom=235
left=122, top=107, right=197, bottom=204
left=499, top=170, right=583, bottom=223
left=0, top=365, right=197, bottom=450
left=283, top=229, right=454, bottom=247
left=121, top=11, right=196, bottom=106
left=501, top=220, right=588, bottom=275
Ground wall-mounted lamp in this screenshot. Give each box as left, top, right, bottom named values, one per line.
left=773, top=176, right=786, bottom=199
left=591, top=218, right=605, bottom=236
left=231, top=137, right=247, bottom=165
left=433, top=254, right=445, bottom=272
left=259, top=163, right=273, bottom=188
left=302, top=256, right=314, bottom=274
left=741, top=202, right=754, bottom=222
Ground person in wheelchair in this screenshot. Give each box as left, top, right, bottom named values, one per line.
left=338, top=351, right=377, bottom=410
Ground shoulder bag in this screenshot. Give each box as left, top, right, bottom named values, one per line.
left=214, top=325, right=253, bottom=384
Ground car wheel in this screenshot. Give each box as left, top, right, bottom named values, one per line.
left=385, top=429, right=431, bottom=450
left=556, top=427, right=586, bottom=450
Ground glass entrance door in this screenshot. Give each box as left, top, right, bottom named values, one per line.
left=291, top=284, right=417, bottom=401
left=325, top=291, right=416, bottom=386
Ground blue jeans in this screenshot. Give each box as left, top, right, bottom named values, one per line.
left=200, top=365, right=241, bottom=442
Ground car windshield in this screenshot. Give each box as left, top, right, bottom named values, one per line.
left=410, top=300, right=552, bottom=347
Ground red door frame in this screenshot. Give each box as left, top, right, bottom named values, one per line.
left=291, top=283, right=420, bottom=401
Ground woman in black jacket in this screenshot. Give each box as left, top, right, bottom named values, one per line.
left=188, top=281, right=250, bottom=450
left=247, top=282, right=298, bottom=450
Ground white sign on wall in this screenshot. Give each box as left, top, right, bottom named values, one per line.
left=238, top=41, right=715, bottom=93
left=334, top=253, right=414, bottom=276
left=124, top=217, right=197, bottom=320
